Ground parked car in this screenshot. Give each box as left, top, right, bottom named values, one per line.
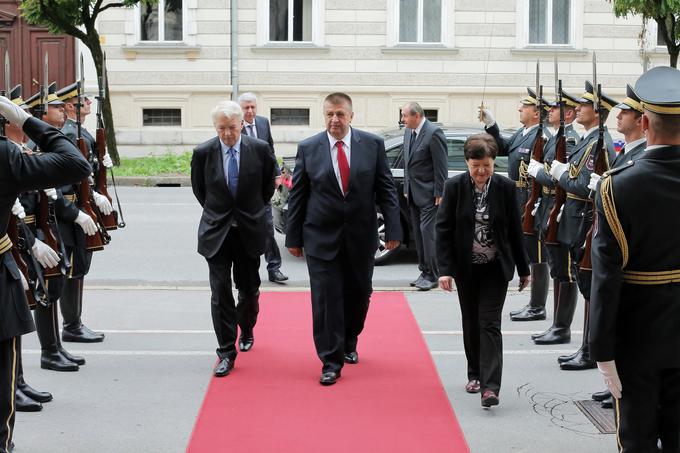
left=272, top=124, right=512, bottom=265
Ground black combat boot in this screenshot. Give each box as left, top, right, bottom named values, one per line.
left=560, top=300, right=596, bottom=370
left=534, top=281, right=578, bottom=345
left=16, top=342, right=53, bottom=403
left=61, top=277, right=105, bottom=343
left=34, top=302, right=79, bottom=371
left=510, top=262, right=549, bottom=321
left=531, top=279, right=561, bottom=340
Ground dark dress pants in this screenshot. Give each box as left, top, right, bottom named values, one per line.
left=0, top=337, right=17, bottom=453
left=615, top=364, right=680, bottom=453
left=523, top=232, right=546, bottom=265
left=206, top=228, right=261, bottom=360
left=263, top=201, right=282, bottom=272
left=306, top=246, right=374, bottom=373
left=409, top=201, right=439, bottom=277
left=545, top=242, right=575, bottom=283
left=454, top=261, right=509, bottom=395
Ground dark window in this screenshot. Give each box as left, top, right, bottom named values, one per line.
left=270, top=108, right=310, bottom=126
left=143, top=108, right=181, bottom=126
left=270, top=0, right=312, bottom=42
left=529, top=0, right=570, bottom=45
left=141, top=0, right=183, bottom=41
left=446, top=138, right=467, bottom=170
left=657, top=25, right=666, bottom=46
left=399, top=0, right=442, bottom=43
left=423, top=109, right=438, bottom=122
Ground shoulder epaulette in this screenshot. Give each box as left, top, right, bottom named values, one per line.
left=603, top=159, right=635, bottom=177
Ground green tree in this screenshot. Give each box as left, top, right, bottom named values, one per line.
left=21, top=0, right=154, bottom=163
left=609, top=0, right=680, bottom=68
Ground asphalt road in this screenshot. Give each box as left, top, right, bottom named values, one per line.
left=13, top=187, right=614, bottom=453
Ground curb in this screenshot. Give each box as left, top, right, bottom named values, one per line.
left=109, top=175, right=191, bottom=187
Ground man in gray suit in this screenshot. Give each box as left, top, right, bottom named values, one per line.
left=401, top=102, right=448, bottom=290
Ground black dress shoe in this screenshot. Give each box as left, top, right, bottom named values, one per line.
left=213, top=358, right=234, bottom=377
left=559, top=350, right=596, bottom=370
left=62, top=325, right=105, bottom=343
left=415, top=276, right=438, bottom=291
left=41, top=350, right=79, bottom=372
left=409, top=273, right=425, bottom=287
left=344, top=351, right=359, bottom=364
left=481, top=390, right=499, bottom=407
left=319, top=370, right=340, bottom=386
left=601, top=396, right=613, bottom=409
left=268, top=269, right=289, bottom=283
left=59, top=347, right=86, bottom=365
left=15, top=388, right=42, bottom=412
left=18, top=382, right=52, bottom=403
left=510, top=305, right=546, bottom=321
left=557, top=349, right=581, bottom=364
left=533, top=328, right=571, bottom=345
left=592, top=389, right=612, bottom=402
left=238, top=334, right=254, bottom=352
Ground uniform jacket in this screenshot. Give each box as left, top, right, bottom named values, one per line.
left=0, top=117, right=90, bottom=341
left=285, top=128, right=402, bottom=260
left=191, top=134, right=277, bottom=259
left=436, top=172, right=530, bottom=282
left=402, top=119, right=448, bottom=207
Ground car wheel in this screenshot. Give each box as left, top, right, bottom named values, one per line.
left=375, top=212, right=399, bottom=265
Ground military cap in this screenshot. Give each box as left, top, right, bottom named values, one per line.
left=57, top=82, right=79, bottom=102
left=46, top=82, right=64, bottom=105
left=579, top=81, right=618, bottom=111
left=521, top=88, right=541, bottom=106
left=615, top=84, right=643, bottom=114
left=633, top=66, right=680, bottom=115
left=9, top=85, right=23, bottom=106
left=547, top=90, right=579, bottom=109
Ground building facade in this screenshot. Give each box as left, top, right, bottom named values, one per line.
left=93, top=0, right=673, bottom=157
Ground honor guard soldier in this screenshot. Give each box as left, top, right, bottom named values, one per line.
left=590, top=66, right=680, bottom=453
left=537, top=81, right=616, bottom=371
left=0, top=95, right=90, bottom=453
left=523, top=90, right=581, bottom=330
left=480, top=88, right=551, bottom=320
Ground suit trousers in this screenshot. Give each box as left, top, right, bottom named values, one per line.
left=454, top=261, right=509, bottom=395
left=0, top=337, right=17, bottom=453
left=408, top=201, right=439, bottom=277
left=306, top=247, right=374, bottom=373
left=206, top=227, right=261, bottom=360
left=615, top=364, right=680, bottom=453
left=263, top=201, right=282, bottom=272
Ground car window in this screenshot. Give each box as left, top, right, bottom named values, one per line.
left=386, top=144, right=403, bottom=169
left=446, top=138, right=467, bottom=171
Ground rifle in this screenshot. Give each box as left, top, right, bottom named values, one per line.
left=545, top=78, right=566, bottom=245
left=0, top=51, right=8, bottom=136
left=7, top=216, right=38, bottom=309
left=522, top=61, right=544, bottom=234
left=38, top=191, right=66, bottom=278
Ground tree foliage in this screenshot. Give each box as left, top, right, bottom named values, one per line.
left=609, top=0, right=680, bottom=67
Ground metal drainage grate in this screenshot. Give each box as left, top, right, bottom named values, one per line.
left=574, top=400, right=616, bottom=434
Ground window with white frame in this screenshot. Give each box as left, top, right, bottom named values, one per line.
left=528, top=0, right=571, bottom=45
left=269, top=0, right=313, bottom=42
left=140, top=0, right=183, bottom=42
left=398, top=0, right=442, bottom=44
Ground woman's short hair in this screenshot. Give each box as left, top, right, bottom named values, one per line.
left=211, top=100, right=243, bottom=125
left=464, top=133, right=498, bottom=160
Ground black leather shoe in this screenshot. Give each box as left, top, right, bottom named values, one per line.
left=557, top=349, right=580, bottom=364
left=415, top=276, right=438, bottom=291
left=268, top=270, right=289, bottom=283
left=41, top=350, right=79, bottom=372
left=18, top=382, right=52, bottom=403
left=62, top=325, right=105, bottom=343
left=238, top=334, right=254, bottom=352
left=213, top=358, right=234, bottom=377
left=601, top=396, right=613, bottom=409
left=510, top=305, right=547, bottom=321
left=592, top=389, right=612, bottom=402
left=559, top=350, right=596, bottom=370
left=59, top=347, right=86, bottom=366
left=15, top=388, right=42, bottom=412
left=533, top=328, right=571, bottom=345
left=409, top=273, right=425, bottom=287
left=319, top=370, right=340, bottom=386
left=344, top=351, right=359, bottom=364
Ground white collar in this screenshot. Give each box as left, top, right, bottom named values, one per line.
left=522, top=124, right=539, bottom=136
left=623, top=137, right=646, bottom=153
left=327, top=129, right=352, bottom=149
left=414, top=117, right=426, bottom=135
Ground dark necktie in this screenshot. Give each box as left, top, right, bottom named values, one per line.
left=410, top=130, right=417, bottom=149
left=337, top=141, right=350, bottom=195
left=227, top=147, right=239, bottom=196
left=247, top=124, right=255, bottom=138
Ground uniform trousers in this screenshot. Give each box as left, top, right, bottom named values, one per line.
left=523, top=232, right=546, bottom=265
left=454, top=261, right=509, bottom=395
left=306, top=246, right=374, bottom=374
left=0, top=337, right=17, bottom=453
left=545, top=242, right=576, bottom=283
left=206, top=227, right=261, bottom=360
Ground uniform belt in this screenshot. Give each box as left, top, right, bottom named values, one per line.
left=622, top=269, right=680, bottom=285
left=64, top=194, right=77, bottom=203
left=0, top=234, right=12, bottom=255
left=567, top=193, right=588, bottom=202
left=24, top=215, right=36, bottom=225
left=542, top=187, right=556, bottom=196
left=515, top=181, right=527, bottom=188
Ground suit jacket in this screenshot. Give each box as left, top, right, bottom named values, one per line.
left=590, top=145, right=680, bottom=368
left=436, top=172, right=530, bottom=282
left=403, top=119, right=448, bottom=207
left=191, top=134, right=277, bottom=259
left=0, top=117, right=91, bottom=341
left=285, top=128, right=402, bottom=260
left=242, top=116, right=281, bottom=177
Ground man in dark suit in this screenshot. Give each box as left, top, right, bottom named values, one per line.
left=191, top=100, right=277, bottom=377
left=401, top=102, right=447, bottom=290
left=285, top=93, right=402, bottom=386
left=238, top=92, right=288, bottom=283
left=0, top=95, right=91, bottom=453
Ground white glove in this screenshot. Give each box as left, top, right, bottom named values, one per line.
left=549, top=160, right=569, bottom=180
left=587, top=173, right=601, bottom=192
left=557, top=204, right=564, bottom=223
left=32, top=238, right=60, bottom=269
left=92, top=192, right=113, bottom=215
left=0, top=95, right=30, bottom=127
left=11, top=198, right=25, bottom=219
left=20, top=272, right=28, bottom=291
left=75, top=211, right=97, bottom=236
left=102, top=153, right=113, bottom=168
left=527, top=159, right=542, bottom=178
left=597, top=360, right=623, bottom=399
left=478, top=108, right=496, bottom=127
left=44, top=188, right=57, bottom=200
left=530, top=201, right=540, bottom=217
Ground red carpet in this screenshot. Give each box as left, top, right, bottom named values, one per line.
left=186, top=292, right=469, bottom=453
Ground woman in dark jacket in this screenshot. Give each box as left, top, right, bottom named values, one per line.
left=437, top=133, right=530, bottom=408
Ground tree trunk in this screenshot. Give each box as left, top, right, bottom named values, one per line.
left=671, top=49, right=679, bottom=68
